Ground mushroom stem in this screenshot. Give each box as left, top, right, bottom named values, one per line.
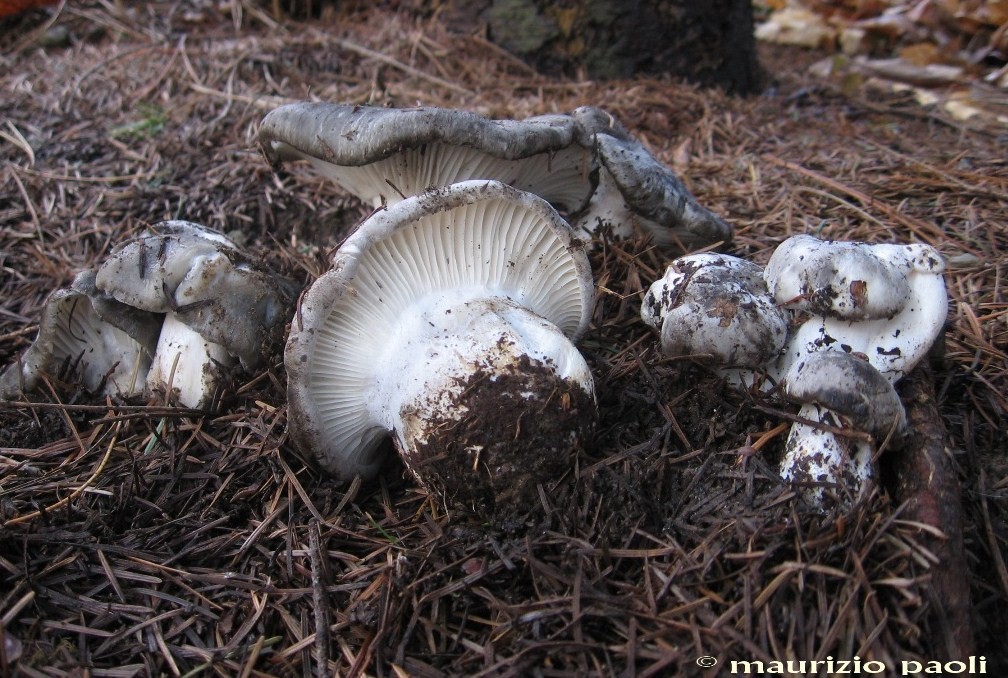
left=373, top=292, right=595, bottom=512
left=780, top=402, right=875, bottom=506
left=146, top=313, right=233, bottom=408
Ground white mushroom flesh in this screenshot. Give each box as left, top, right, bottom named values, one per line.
left=145, top=313, right=233, bottom=408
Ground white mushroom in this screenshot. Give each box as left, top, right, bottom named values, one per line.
left=640, top=252, right=788, bottom=368
left=765, top=234, right=947, bottom=381
left=285, top=179, right=596, bottom=513
left=0, top=271, right=156, bottom=400
left=94, top=221, right=295, bottom=408
left=257, top=102, right=731, bottom=250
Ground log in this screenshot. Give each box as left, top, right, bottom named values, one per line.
left=886, top=362, right=975, bottom=660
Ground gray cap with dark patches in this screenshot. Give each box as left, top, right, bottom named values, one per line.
left=784, top=351, right=907, bottom=439
left=258, top=102, right=733, bottom=250
left=590, top=131, right=732, bottom=248
left=95, top=221, right=295, bottom=369
left=259, top=102, right=582, bottom=166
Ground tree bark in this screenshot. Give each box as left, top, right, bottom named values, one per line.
left=436, top=0, right=765, bottom=94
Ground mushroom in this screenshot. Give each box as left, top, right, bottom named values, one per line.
left=257, top=102, right=597, bottom=214
left=640, top=235, right=947, bottom=508
left=763, top=235, right=947, bottom=506
left=640, top=252, right=788, bottom=368
left=94, top=220, right=295, bottom=408
left=286, top=179, right=596, bottom=514
left=0, top=271, right=156, bottom=400
left=257, top=102, right=731, bottom=250
left=778, top=351, right=908, bottom=505
left=764, top=234, right=947, bottom=381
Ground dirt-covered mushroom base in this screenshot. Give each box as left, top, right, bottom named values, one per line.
left=400, top=355, right=596, bottom=522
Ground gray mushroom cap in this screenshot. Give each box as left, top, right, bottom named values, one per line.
left=258, top=102, right=597, bottom=214
left=94, top=220, right=292, bottom=369
left=783, top=351, right=907, bottom=439
left=580, top=131, right=732, bottom=249
left=71, top=270, right=163, bottom=352
left=258, top=102, right=733, bottom=251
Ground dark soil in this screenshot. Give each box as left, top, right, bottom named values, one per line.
left=403, top=353, right=597, bottom=522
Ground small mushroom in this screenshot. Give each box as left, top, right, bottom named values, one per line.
left=286, top=179, right=596, bottom=514
left=763, top=235, right=947, bottom=506
left=0, top=272, right=155, bottom=400
left=257, top=102, right=596, bottom=214
left=94, top=221, right=295, bottom=408
left=640, top=252, right=789, bottom=368
left=778, top=351, right=908, bottom=505
left=257, top=102, right=731, bottom=250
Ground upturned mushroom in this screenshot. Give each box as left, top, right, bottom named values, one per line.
left=257, top=102, right=730, bottom=250
left=0, top=271, right=157, bottom=400
left=286, top=179, right=596, bottom=514
left=94, top=220, right=295, bottom=408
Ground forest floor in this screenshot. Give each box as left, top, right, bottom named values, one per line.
left=1, top=2, right=1006, bottom=676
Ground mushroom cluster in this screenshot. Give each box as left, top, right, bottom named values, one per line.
left=258, top=101, right=732, bottom=514
left=642, top=234, right=947, bottom=507
left=1, top=221, right=295, bottom=409
left=257, top=102, right=731, bottom=251
left=286, top=180, right=596, bottom=513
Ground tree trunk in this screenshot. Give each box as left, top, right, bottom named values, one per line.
left=436, top=0, right=765, bottom=94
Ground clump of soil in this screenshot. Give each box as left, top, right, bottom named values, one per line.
left=402, top=355, right=596, bottom=521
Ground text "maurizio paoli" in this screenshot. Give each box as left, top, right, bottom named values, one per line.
left=728, top=656, right=987, bottom=675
